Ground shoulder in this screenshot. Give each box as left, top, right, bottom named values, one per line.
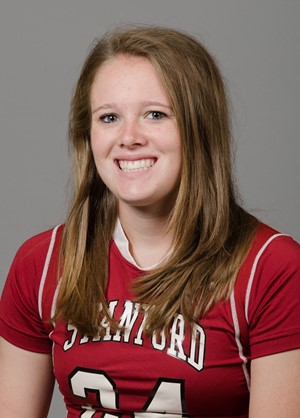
left=252, top=223, right=300, bottom=275
left=0, top=226, right=63, bottom=352
left=238, top=223, right=300, bottom=292
left=245, top=222, right=300, bottom=320
left=12, top=225, right=64, bottom=270
left=5, top=225, right=64, bottom=295
left=15, top=225, right=64, bottom=259
left=244, top=222, right=300, bottom=272
left=242, top=224, right=300, bottom=358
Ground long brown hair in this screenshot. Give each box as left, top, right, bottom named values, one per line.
left=55, top=25, right=258, bottom=336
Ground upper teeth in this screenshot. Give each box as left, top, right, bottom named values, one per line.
left=119, top=159, right=155, bottom=172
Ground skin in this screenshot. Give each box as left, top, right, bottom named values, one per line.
left=90, top=54, right=182, bottom=213
left=90, top=55, right=182, bottom=267
left=0, top=337, right=54, bottom=417
left=249, top=349, right=300, bottom=417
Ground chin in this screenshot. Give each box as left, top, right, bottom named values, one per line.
left=119, top=196, right=154, bottom=207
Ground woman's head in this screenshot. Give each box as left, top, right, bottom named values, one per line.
left=69, top=26, right=234, bottom=236
left=59, top=26, right=255, bottom=337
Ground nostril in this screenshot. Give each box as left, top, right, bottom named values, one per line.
left=120, top=141, right=144, bottom=149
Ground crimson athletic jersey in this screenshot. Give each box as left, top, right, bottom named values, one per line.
left=1, top=223, right=300, bottom=417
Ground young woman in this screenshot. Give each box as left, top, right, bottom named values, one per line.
left=1, top=26, right=300, bottom=418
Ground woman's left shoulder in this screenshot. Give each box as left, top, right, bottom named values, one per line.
left=255, top=222, right=300, bottom=266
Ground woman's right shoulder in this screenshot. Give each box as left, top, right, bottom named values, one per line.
left=16, top=224, right=64, bottom=254
left=0, top=225, right=65, bottom=352
left=12, top=224, right=64, bottom=271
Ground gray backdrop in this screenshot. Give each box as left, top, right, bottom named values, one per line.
left=0, top=1, right=299, bottom=416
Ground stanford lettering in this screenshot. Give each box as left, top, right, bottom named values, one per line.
left=62, top=299, right=206, bottom=372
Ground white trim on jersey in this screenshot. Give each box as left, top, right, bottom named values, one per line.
left=230, top=291, right=251, bottom=390
left=38, top=225, right=61, bottom=319
left=50, top=279, right=61, bottom=321
left=230, top=232, right=289, bottom=391
left=244, top=233, right=288, bottom=324
left=114, top=218, right=172, bottom=271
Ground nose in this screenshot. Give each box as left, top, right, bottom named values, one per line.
left=119, top=118, right=147, bottom=148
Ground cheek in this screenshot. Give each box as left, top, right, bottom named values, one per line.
left=172, top=143, right=183, bottom=180
left=90, top=141, right=98, bottom=161
left=90, top=124, right=105, bottom=153
left=91, top=127, right=116, bottom=161
left=90, top=144, right=106, bottom=181
left=90, top=135, right=106, bottom=162
left=166, top=135, right=182, bottom=161
left=90, top=129, right=98, bottom=157
left=90, top=141, right=113, bottom=181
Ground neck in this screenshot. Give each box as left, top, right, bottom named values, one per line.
left=118, top=204, right=175, bottom=268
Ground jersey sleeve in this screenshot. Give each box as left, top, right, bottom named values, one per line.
left=247, top=234, right=300, bottom=359
left=0, top=230, right=57, bottom=353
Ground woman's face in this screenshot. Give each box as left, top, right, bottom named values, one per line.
left=90, top=54, right=182, bottom=214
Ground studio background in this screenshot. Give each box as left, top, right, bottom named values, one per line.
left=0, top=1, right=299, bottom=416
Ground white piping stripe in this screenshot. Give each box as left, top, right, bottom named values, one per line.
left=50, top=279, right=61, bottom=321
left=229, top=232, right=289, bottom=391
left=244, top=233, right=288, bottom=323
left=38, top=225, right=61, bottom=319
left=47, top=281, right=61, bottom=342
left=230, top=292, right=251, bottom=390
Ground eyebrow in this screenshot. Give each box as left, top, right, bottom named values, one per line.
left=92, top=101, right=173, bottom=114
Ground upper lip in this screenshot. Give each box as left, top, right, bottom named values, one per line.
left=114, top=156, right=157, bottom=163
left=114, top=155, right=157, bottom=161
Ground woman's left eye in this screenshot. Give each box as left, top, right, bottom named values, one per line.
left=147, top=111, right=166, bottom=120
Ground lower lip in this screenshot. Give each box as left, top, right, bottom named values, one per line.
left=120, top=166, right=153, bottom=173
left=118, top=166, right=155, bottom=177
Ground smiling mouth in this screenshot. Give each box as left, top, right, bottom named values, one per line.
left=118, top=159, right=156, bottom=172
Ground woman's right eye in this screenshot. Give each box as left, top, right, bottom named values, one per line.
left=99, top=114, right=118, bottom=123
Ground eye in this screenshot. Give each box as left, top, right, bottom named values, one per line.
left=147, top=111, right=166, bottom=120
left=99, top=114, right=119, bottom=124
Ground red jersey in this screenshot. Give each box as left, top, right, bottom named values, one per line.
left=1, top=223, right=300, bottom=417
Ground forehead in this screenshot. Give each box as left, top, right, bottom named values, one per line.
left=93, top=54, right=154, bottom=79
left=90, top=54, right=170, bottom=104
